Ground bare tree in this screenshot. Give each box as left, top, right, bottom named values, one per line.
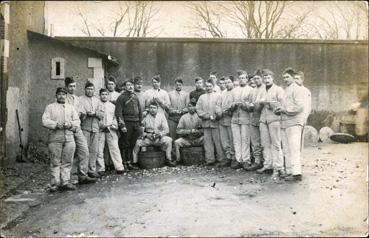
left=75, top=1, right=162, bottom=37
left=187, top=2, right=225, bottom=38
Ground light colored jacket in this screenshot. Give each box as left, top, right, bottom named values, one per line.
left=177, top=113, right=203, bottom=140
left=142, top=113, right=169, bottom=137
left=280, top=82, right=305, bottom=128
left=260, top=84, right=285, bottom=124
left=300, top=85, right=312, bottom=123
left=143, top=88, right=170, bottom=115
left=79, top=95, right=104, bottom=132
left=99, top=101, right=118, bottom=131
left=42, top=102, right=80, bottom=143
left=168, top=90, right=190, bottom=122
left=249, top=84, right=267, bottom=126
left=231, top=85, right=253, bottom=125
left=196, top=92, right=221, bottom=128
left=217, top=89, right=234, bottom=126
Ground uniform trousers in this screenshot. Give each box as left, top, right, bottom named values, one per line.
left=260, top=121, right=283, bottom=171
left=49, top=141, right=75, bottom=186
left=281, top=125, right=303, bottom=175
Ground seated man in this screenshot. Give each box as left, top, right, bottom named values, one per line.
left=132, top=101, right=174, bottom=166
left=174, top=102, right=204, bottom=163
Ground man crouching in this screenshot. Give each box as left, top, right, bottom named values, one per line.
left=132, top=101, right=174, bottom=166
left=42, top=87, right=80, bottom=192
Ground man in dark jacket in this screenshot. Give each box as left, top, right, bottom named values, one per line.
left=115, top=79, right=142, bottom=170
left=189, top=77, right=206, bottom=105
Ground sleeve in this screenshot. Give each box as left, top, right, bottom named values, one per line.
left=96, top=101, right=105, bottom=120
left=115, top=95, right=125, bottom=127
left=196, top=96, right=209, bottom=119
left=70, top=106, right=81, bottom=128
left=184, top=92, right=190, bottom=109
left=305, top=90, right=312, bottom=116
left=162, top=91, right=171, bottom=111
left=42, top=105, right=57, bottom=130
left=215, top=94, right=223, bottom=117
left=176, top=116, right=190, bottom=136
left=159, top=114, right=170, bottom=137
left=284, top=88, right=304, bottom=116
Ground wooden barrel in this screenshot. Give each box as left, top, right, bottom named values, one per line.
left=181, top=146, right=205, bottom=166
left=138, top=150, right=166, bottom=169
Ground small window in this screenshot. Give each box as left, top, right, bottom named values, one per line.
left=51, top=57, right=65, bottom=80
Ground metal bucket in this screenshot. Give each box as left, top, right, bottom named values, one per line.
left=138, top=149, right=165, bottom=169
left=181, top=146, right=205, bottom=166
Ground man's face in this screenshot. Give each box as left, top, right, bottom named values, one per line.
left=134, top=82, right=142, bottom=92
left=107, top=81, right=116, bottom=92
left=149, top=105, right=158, bottom=116
left=263, top=75, right=274, bottom=86
left=294, top=75, right=303, bottom=86
left=253, top=75, right=262, bottom=87
left=100, top=91, right=109, bottom=102
left=225, top=79, right=234, bottom=91
left=239, top=74, right=248, bottom=86
left=209, top=75, right=217, bottom=84
left=175, top=82, right=183, bottom=91
left=205, top=82, right=214, bottom=93
left=152, top=79, right=160, bottom=89
left=66, top=83, right=76, bottom=95
left=249, top=77, right=256, bottom=88
left=56, top=92, right=66, bottom=103
left=233, top=80, right=240, bottom=87
left=195, top=80, right=203, bottom=90
left=219, top=80, right=226, bottom=90
left=85, top=86, right=95, bottom=97
left=188, top=104, right=196, bottom=114
left=283, top=73, right=294, bottom=86
left=126, top=82, right=134, bottom=92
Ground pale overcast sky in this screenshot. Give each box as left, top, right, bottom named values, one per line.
left=44, top=1, right=368, bottom=39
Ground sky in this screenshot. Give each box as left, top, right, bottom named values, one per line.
left=44, top=1, right=368, bottom=39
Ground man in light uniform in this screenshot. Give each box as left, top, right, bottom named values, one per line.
left=64, top=77, right=97, bottom=184
left=132, top=101, right=174, bottom=165
left=246, top=69, right=265, bottom=171
left=209, top=71, right=221, bottom=93
left=97, top=88, right=125, bottom=175
left=196, top=79, right=225, bottom=166
left=256, top=69, right=285, bottom=180
left=143, top=75, right=170, bottom=116
left=216, top=76, right=235, bottom=167
left=294, top=71, right=311, bottom=124
left=230, top=71, right=253, bottom=169
left=174, top=101, right=204, bottom=163
left=106, top=76, right=121, bottom=105
left=189, top=77, right=206, bottom=105
left=79, top=81, right=105, bottom=178
left=218, top=76, right=227, bottom=93
left=276, top=68, right=305, bottom=181
left=42, top=87, right=80, bottom=192
left=168, top=77, right=189, bottom=140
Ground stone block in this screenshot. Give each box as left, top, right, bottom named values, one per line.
left=304, top=125, right=318, bottom=147
left=319, top=127, right=335, bottom=143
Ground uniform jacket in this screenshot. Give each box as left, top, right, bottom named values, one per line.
left=78, top=95, right=104, bottom=132
left=177, top=113, right=203, bottom=140
left=115, top=91, right=142, bottom=124
left=143, top=88, right=170, bottom=115
left=249, top=84, right=267, bottom=126
left=142, top=113, right=169, bottom=137
left=100, top=101, right=118, bottom=131
left=196, top=92, right=221, bottom=128
left=260, top=84, right=285, bottom=124
left=217, top=89, right=234, bottom=126
left=280, top=82, right=305, bottom=128
left=231, top=85, right=253, bottom=125
left=168, top=90, right=190, bottom=122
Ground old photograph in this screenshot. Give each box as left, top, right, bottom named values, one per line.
left=0, top=0, right=368, bottom=237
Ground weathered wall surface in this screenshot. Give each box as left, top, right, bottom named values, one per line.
left=6, top=1, right=45, bottom=159
left=60, top=38, right=368, bottom=114
left=28, top=34, right=105, bottom=144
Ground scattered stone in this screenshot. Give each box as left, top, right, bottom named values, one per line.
left=319, top=127, right=335, bottom=143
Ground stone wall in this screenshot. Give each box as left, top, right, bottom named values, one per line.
left=58, top=37, right=368, bottom=115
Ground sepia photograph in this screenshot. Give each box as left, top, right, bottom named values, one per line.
left=0, top=0, right=368, bottom=237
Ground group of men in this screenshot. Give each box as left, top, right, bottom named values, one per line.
left=42, top=68, right=311, bottom=192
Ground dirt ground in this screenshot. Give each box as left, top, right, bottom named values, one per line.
left=0, top=143, right=368, bottom=237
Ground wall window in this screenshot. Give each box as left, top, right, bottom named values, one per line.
left=51, top=57, right=65, bottom=79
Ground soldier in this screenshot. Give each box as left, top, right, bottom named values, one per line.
left=42, top=87, right=80, bottom=192
left=115, top=80, right=142, bottom=170
left=132, top=101, right=174, bottom=166
left=174, top=101, right=204, bottom=163
left=209, top=71, right=221, bottom=93
left=216, top=76, right=235, bottom=167
left=106, top=76, right=121, bottom=104
left=133, top=76, right=146, bottom=116
left=196, top=79, right=225, bottom=165
left=294, top=71, right=311, bottom=124
left=168, top=77, right=190, bottom=140
left=218, top=76, right=227, bottom=93
left=230, top=71, right=253, bottom=169
left=256, top=69, right=285, bottom=180
left=64, top=77, right=97, bottom=184
left=189, top=77, right=206, bottom=104
left=246, top=69, right=266, bottom=171
left=97, top=88, right=125, bottom=175
left=143, top=75, right=170, bottom=116
left=79, top=81, right=105, bottom=178
left=276, top=68, right=305, bottom=182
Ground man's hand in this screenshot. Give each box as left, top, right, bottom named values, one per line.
left=63, top=122, right=72, bottom=129
left=56, top=123, right=64, bottom=129
left=143, top=111, right=148, bottom=117
left=110, top=124, right=118, bottom=130
left=120, top=126, right=127, bottom=133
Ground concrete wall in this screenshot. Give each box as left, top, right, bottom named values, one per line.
left=6, top=1, right=45, bottom=159
left=27, top=34, right=106, bottom=143
left=59, top=38, right=368, bottom=114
